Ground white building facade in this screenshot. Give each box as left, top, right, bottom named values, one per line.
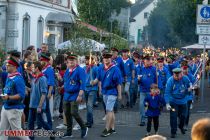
left=129, top=0, right=157, bottom=45
left=0, top=0, right=76, bottom=52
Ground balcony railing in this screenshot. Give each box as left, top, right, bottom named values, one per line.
left=41, top=0, right=70, bottom=8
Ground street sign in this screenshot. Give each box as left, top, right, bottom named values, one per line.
left=196, top=24, right=210, bottom=34
left=198, top=35, right=210, bottom=45
left=197, top=5, right=210, bottom=24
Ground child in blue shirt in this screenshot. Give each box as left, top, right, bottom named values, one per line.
left=144, top=84, right=165, bottom=136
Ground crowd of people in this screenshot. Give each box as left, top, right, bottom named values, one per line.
left=0, top=43, right=208, bottom=140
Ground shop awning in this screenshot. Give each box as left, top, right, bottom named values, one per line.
left=45, top=12, right=75, bottom=23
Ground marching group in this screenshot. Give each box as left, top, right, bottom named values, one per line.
left=0, top=43, right=205, bottom=140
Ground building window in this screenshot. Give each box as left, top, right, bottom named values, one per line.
left=22, top=13, right=30, bottom=51
left=144, top=12, right=149, bottom=19
left=37, top=16, right=44, bottom=48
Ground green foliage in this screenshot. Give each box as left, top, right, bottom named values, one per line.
left=78, top=0, right=130, bottom=35
left=147, top=0, right=203, bottom=48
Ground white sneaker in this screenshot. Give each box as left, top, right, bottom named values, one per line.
left=73, top=124, right=81, bottom=130
left=102, top=115, right=106, bottom=121
left=82, top=104, right=87, bottom=109
left=56, top=124, right=67, bottom=129
left=53, top=110, right=60, bottom=117
left=79, top=105, right=83, bottom=110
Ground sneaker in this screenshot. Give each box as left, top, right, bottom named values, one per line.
left=101, top=129, right=111, bottom=137
left=79, top=105, right=83, bottom=110
left=102, top=115, right=106, bottom=121
left=180, top=128, right=186, bottom=134
left=171, top=133, right=176, bottom=138
left=60, top=133, right=73, bottom=139
left=82, top=104, right=87, bottom=109
left=85, top=123, right=92, bottom=128
left=145, top=133, right=150, bottom=137
left=73, top=124, right=81, bottom=130
left=81, top=127, right=88, bottom=138
left=109, top=129, right=116, bottom=134
left=139, top=122, right=145, bottom=126
left=56, top=124, right=67, bottom=129
left=59, top=114, right=63, bottom=120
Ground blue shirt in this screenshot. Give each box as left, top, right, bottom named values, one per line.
left=157, top=66, right=170, bottom=90
left=42, top=66, right=55, bottom=87
left=84, top=65, right=98, bottom=92
left=64, top=66, right=86, bottom=101
left=98, top=65, right=122, bottom=96
left=29, top=76, right=47, bottom=109
left=122, top=58, right=134, bottom=82
left=112, top=57, right=125, bottom=77
left=164, top=76, right=191, bottom=105
left=138, top=65, right=157, bottom=93
left=144, top=94, right=165, bottom=117
left=167, top=61, right=180, bottom=76
left=3, top=74, right=25, bottom=109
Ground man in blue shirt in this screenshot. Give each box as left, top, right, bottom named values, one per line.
left=121, top=49, right=135, bottom=108
left=138, top=54, right=157, bottom=126
left=40, top=53, right=55, bottom=129
left=28, top=61, right=54, bottom=140
left=165, top=68, right=192, bottom=138
left=95, top=52, right=122, bottom=137
left=61, top=54, right=88, bottom=138
left=84, top=55, right=98, bottom=128
left=0, top=57, right=29, bottom=140
left=157, top=57, right=170, bottom=96
left=181, top=62, right=196, bottom=130
left=130, top=51, right=140, bottom=108
left=111, top=47, right=124, bottom=112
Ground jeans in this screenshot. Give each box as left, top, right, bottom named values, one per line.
left=139, top=92, right=149, bottom=123
left=53, top=91, right=61, bottom=111
left=59, top=94, right=64, bottom=114
left=37, top=98, right=52, bottom=129
left=64, top=101, right=86, bottom=134
left=85, top=91, right=97, bottom=125
left=185, top=100, right=192, bottom=126
left=28, top=108, right=52, bottom=140
left=129, top=83, right=138, bottom=107
left=121, top=82, right=130, bottom=106
left=170, top=102, right=187, bottom=134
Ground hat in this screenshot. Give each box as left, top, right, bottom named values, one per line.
left=143, top=54, right=151, bottom=60
left=111, top=47, right=119, bottom=52
left=121, top=49, right=129, bottom=53
left=7, top=57, right=19, bottom=67
left=67, top=54, right=78, bottom=60
left=40, top=53, right=50, bottom=62
left=7, top=50, right=21, bottom=58
left=182, top=65, right=188, bottom=70
left=157, top=57, right=164, bottom=63
left=172, top=68, right=182, bottom=73
left=102, top=52, right=112, bottom=58
left=133, top=51, right=140, bottom=58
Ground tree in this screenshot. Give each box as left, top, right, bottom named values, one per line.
left=147, top=0, right=203, bottom=48
left=78, top=0, right=130, bottom=33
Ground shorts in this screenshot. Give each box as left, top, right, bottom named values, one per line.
left=103, top=95, right=117, bottom=112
